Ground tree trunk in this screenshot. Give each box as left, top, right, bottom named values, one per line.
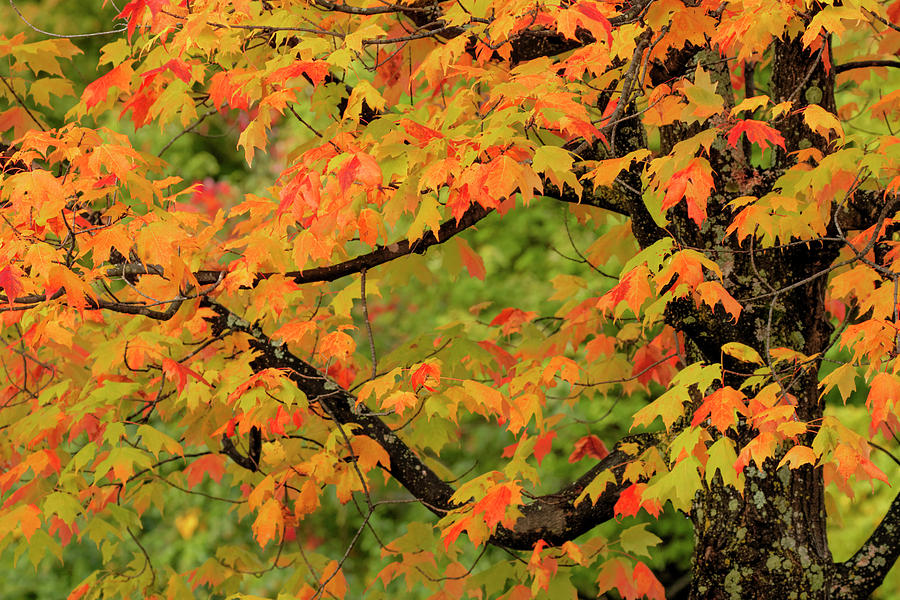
left=690, top=466, right=832, bottom=599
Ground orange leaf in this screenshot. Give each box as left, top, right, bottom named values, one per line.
left=18, top=504, right=41, bottom=541
left=83, top=63, right=132, bottom=108
left=633, top=561, right=665, bottom=600
left=660, top=158, right=714, bottom=227
left=473, top=481, right=522, bottom=529
left=696, top=281, right=742, bottom=321
left=318, top=560, right=348, bottom=600
left=692, top=386, right=747, bottom=433
left=596, top=264, right=652, bottom=317
left=381, top=390, right=418, bottom=416
left=866, top=372, right=900, bottom=436
left=455, top=237, right=486, bottom=281
left=726, top=119, right=786, bottom=151
left=184, top=454, right=226, bottom=488
left=319, top=330, right=356, bottom=361
left=253, top=498, right=284, bottom=548
left=542, top=355, right=579, bottom=384
left=777, top=445, right=817, bottom=470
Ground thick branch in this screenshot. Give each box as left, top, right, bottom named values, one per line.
left=832, top=489, right=900, bottom=599
left=543, top=178, right=631, bottom=215
left=202, top=298, right=654, bottom=550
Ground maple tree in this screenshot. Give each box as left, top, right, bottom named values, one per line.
left=2, top=0, right=900, bottom=598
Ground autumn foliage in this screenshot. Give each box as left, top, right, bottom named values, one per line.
left=1, top=0, right=900, bottom=598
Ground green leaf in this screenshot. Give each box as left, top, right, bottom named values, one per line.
left=619, top=523, right=662, bottom=558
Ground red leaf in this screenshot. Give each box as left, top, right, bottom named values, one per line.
left=266, top=61, right=331, bottom=88
left=574, top=1, right=613, bottom=45
left=185, top=454, right=227, bottom=488
left=116, top=0, right=165, bottom=38
left=534, top=431, right=556, bottom=465
left=614, top=483, right=661, bottom=518
left=502, top=440, right=519, bottom=458
left=889, top=0, right=900, bottom=23
left=0, top=265, right=24, bottom=305
left=83, top=63, right=132, bottom=109
left=490, top=307, right=538, bottom=335
left=410, top=362, right=441, bottom=391
left=67, top=584, right=90, bottom=600
left=568, top=435, right=609, bottom=462
left=161, top=357, right=210, bottom=394
left=726, top=119, right=786, bottom=151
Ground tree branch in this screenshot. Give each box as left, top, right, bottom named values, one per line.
left=832, top=489, right=900, bottom=599
left=835, top=60, right=900, bottom=74
left=201, top=298, right=656, bottom=550
left=203, top=203, right=493, bottom=286
left=87, top=204, right=490, bottom=291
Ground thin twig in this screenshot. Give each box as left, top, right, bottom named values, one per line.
left=9, top=0, right=126, bottom=38
left=360, top=268, right=378, bottom=381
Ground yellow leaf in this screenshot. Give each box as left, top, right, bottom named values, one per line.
left=722, top=342, right=764, bottom=365
left=730, top=95, right=770, bottom=116
left=802, top=104, right=843, bottom=140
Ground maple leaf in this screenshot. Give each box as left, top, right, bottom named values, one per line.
left=778, top=445, right=817, bottom=470
left=633, top=561, right=666, bottom=600
left=410, top=362, right=441, bottom=391
left=490, top=307, right=537, bottom=335
left=161, top=357, right=210, bottom=394
left=381, top=390, right=418, bottom=416
left=866, top=372, right=900, bottom=436
left=802, top=104, right=843, bottom=139
left=400, top=119, right=444, bottom=145
left=614, top=483, right=662, bottom=518
left=116, top=0, right=165, bottom=39
left=596, top=558, right=639, bottom=599
left=0, top=265, right=24, bottom=304
left=660, top=158, right=715, bottom=227
left=253, top=498, right=284, bottom=548
left=726, top=119, right=786, bottom=151
left=455, top=237, right=486, bottom=280
left=542, top=355, right=580, bottom=385
left=318, top=330, right=356, bottom=362
left=533, top=431, right=556, bottom=466
left=82, top=63, right=132, bottom=109
left=696, top=281, right=742, bottom=321
left=568, top=435, right=609, bottom=462
left=184, top=454, right=226, bottom=489
left=596, top=264, right=653, bottom=318
left=472, top=481, right=522, bottom=529
left=691, top=386, right=747, bottom=433
left=266, top=61, right=331, bottom=87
